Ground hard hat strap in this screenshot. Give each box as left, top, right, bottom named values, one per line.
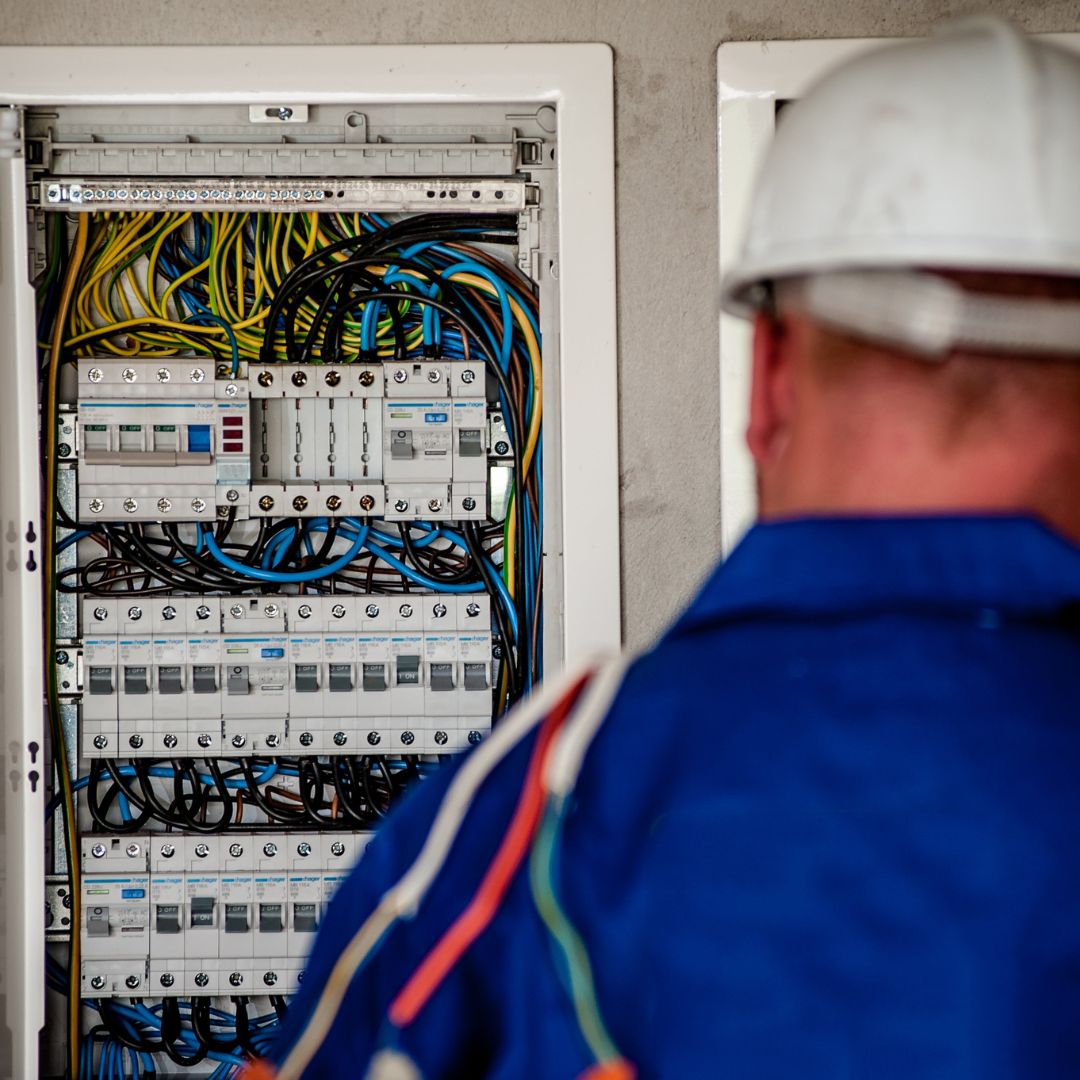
left=783, top=271, right=1080, bottom=360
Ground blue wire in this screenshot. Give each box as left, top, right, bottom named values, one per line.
left=183, top=313, right=240, bottom=377
left=57, top=529, right=91, bottom=553
left=200, top=521, right=368, bottom=583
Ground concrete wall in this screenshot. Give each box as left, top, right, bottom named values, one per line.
left=5, top=0, right=1077, bottom=647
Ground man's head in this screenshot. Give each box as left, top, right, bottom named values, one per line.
left=722, top=19, right=1080, bottom=540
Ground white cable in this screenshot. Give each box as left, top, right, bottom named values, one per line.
left=275, top=657, right=605, bottom=1080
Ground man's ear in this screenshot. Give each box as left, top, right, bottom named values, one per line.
left=746, top=310, right=795, bottom=469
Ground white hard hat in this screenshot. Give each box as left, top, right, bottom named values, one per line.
left=721, top=18, right=1080, bottom=358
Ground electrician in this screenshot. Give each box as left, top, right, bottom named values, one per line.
left=245, top=17, right=1080, bottom=1080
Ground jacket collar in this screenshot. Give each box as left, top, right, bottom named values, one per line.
left=671, top=514, right=1080, bottom=638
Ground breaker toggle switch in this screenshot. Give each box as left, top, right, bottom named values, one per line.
left=458, top=428, right=484, bottom=457
left=158, top=666, right=183, bottom=695
left=396, top=656, right=421, bottom=686
left=193, top=666, right=218, bottom=694
left=464, top=662, right=489, bottom=691
left=87, top=906, right=110, bottom=937
left=89, top=667, right=114, bottom=695
left=190, top=897, right=215, bottom=928
left=155, top=904, right=181, bottom=934
left=293, top=903, right=318, bottom=933
left=227, top=666, right=250, bottom=695
left=123, top=666, right=149, bottom=695
left=430, top=663, right=455, bottom=691
left=225, top=904, right=250, bottom=934
left=362, top=663, right=387, bottom=691
left=328, top=664, right=354, bottom=692
left=295, top=664, right=320, bottom=694
left=391, top=429, right=414, bottom=460
left=259, top=903, right=283, bottom=934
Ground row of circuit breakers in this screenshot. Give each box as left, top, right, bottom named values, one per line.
left=75, top=357, right=503, bottom=522
left=81, top=832, right=371, bottom=998
left=81, top=594, right=493, bottom=757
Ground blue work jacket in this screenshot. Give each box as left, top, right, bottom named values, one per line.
left=268, top=515, right=1080, bottom=1079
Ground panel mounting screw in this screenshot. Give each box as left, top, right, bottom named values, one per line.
left=122, top=368, right=138, bottom=383
left=324, top=370, right=341, bottom=387
left=197, top=734, right=212, bottom=749
left=394, top=499, right=409, bottom=513
left=224, top=382, right=239, bottom=397
left=495, top=441, right=510, bottom=456
left=258, top=495, right=275, bottom=512
left=232, top=734, right=247, bottom=748
left=297, top=842, right=312, bottom=857
left=55, top=650, right=69, bottom=666
left=432, top=603, right=447, bottom=618
left=298, top=732, right=313, bottom=747
left=92, top=735, right=108, bottom=750
left=460, top=369, right=476, bottom=384
left=126, top=975, right=141, bottom=989
left=468, top=730, right=483, bottom=745
left=263, top=971, right=278, bottom=986
left=191, top=498, right=207, bottom=513
left=265, top=733, right=280, bottom=748
left=190, top=368, right=206, bottom=383
left=90, top=975, right=106, bottom=990
left=229, top=604, right=244, bottom=618
left=326, top=495, right=342, bottom=511
left=87, top=367, right=104, bottom=383
left=400, top=730, right=415, bottom=746
left=333, top=731, right=347, bottom=746
left=194, top=972, right=209, bottom=988
left=427, top=498, right=443, bottom=513
left=91, top=844, right=106, bottom=859
left=367, top=731, right=381, bottom=746
left=399, top=604, right=414, bottom=618
left=195, top=604, right=212, bottom=620
left=128, top=734, right=143, bottom=749
left=262, top=842, right=277, bottom=857
left=434, top=730, right=448, bottom=746
left=462, top=497, right=477, bottom=512
left=359, top=370, right=375, bottom=387
left=426, top=369, right=441, bottom=383
left=226, top=488, right=240, bottom=503
left=295, top=605, right=313, bottom=622
left=292, top=495, right=309, bottom=512
left=127, top=606, right=143, bottom=621
left=276, top=107, right=293, bottom=121
left=88, top=498, right=104, bottom=514
left=364, top=604, right=379, bottom=618
left=466, top=602, right=481, bottom=618
left=359, top=494, right=376, bottom=512
left=162, top=604, right=177, bottom=620
left=257, top=370, right=274, bottom=387
left=264, top=603, right=280, bottom=618
left=393, top=370, right=408, bottom=384
left=126, top=843, right=141, bottom=857
left=330, top=842, right=345, bottom=857
left=194, top=843, right=210, bottom=858
left=160, top=843, right=175, bottom=857
left=93, top=606, right=108, bottom=622
left=160, top=973, right=175, bottom=988
left=157, top=367, right=171, bottom=383
left=331, top=603, right=346, bottom=619
left=123, top=498, right=138, bottom=514
left=291, top=370, right=307, bottom=387
left=157, top=497, right=172, bottom=514
left=229, top=843, right=244, bottom=857
left=163, top=734, right=178, bottom=750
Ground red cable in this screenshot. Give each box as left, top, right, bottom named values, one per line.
left=388, top=673, right=591, bottom=1028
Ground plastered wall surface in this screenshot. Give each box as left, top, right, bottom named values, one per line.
left=4, top=0, right=1078, bottom=648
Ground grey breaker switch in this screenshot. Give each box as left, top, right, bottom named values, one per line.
left=158, top=666, right=184, bottom=694
left=396, top=655, right=421, bottom=686
left=430, top=663, right=455, bottom=691
left=391, top=429, right=414, bottom=460
left=295, top=664, right=320, bottom=694
left=192, top=665, right=218, bottom=694
left=155, top=904, right=181, bottom=935
left=329, top=664, right=354, bottom=693
left=89, top=667, right=114, bottom=695
left=362, top=663, right=387, bottom=692
left=227, top=665, right=250, bottom=696
left=225, top=904, right=250, bottom=934
left=123, top=666, right=149, bottom=694
left=458, top=429, right=484, bottom=457
left=190, top=897, right=215, bottom=928
left=293, top=902, right=319, bottom=933
left=464, top=663, right=489, bottom=691
left=86, top=906, right=110, bottom=937
left=259, top=903, right=283, bottom=934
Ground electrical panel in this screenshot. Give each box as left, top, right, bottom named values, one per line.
left=19, top=92, right=560, bottom=1079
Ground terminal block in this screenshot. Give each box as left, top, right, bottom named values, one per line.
left=81, top=594, right=493, bottom=757
left=82, top=832, right=372, bottom=997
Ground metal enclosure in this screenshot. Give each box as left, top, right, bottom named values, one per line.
left=0, top=45, right=619, bottom=1078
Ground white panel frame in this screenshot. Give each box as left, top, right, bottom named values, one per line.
left=0, top=43, right=620, bottom=1074
left=717, top=34, right=1080, bottom=554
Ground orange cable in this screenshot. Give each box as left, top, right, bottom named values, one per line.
left=387, top=673, right=589, bottom=1028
